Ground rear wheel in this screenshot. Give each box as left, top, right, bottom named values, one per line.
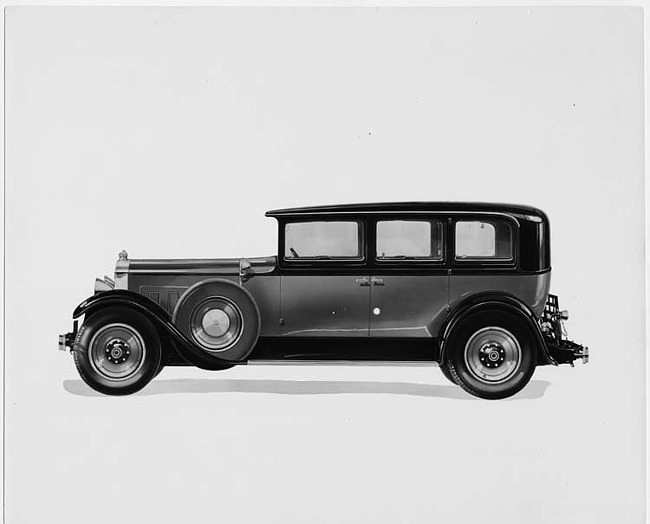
left=73, top=307, right=162, bottom=396
left=446, top=310, right=537, bottom=399
left=439, top=361, right=457, bottom=385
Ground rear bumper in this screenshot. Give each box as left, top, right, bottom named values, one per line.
left=58, top=321, right=78, bottom=351
left=545, top=337, right=589, bottom=365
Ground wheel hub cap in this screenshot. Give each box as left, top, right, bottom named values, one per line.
left=89, top=323, right=146, bottom=382
left=479, top=343, right=506, bottom=368
left=463, top=326, right=522, bottom=384
left=105, top=338, right=131, bottom=364
left=189, top=297, right=244, bottom=352
left=201, top=309, right=231, bottom=338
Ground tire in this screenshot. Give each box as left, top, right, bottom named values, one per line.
left=446, top=310, right=536, bottom=400
left=73, top=307, right=162, bottom=396
left=172, top=279, right=260, bottom=366
left=439, top=361, right=457, bottom=385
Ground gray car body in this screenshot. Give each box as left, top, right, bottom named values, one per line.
left=111, top=203, right=551, bottom=353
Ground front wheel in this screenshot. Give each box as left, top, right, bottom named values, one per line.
left=446, top=310, right=537, bottom=400
left=73, top=307, right=162, bottom=396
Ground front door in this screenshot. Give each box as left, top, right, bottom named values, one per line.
left=279, top=219, right=370, bottom=337
left=280, top=274, right=370, bottom=337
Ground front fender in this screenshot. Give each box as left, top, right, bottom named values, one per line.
left=438, top=292, right=556, bottom=366
left=73, top=290, right=170, bottom=320
left=72, top=290, right=243, bottom=368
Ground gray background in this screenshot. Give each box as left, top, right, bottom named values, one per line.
left=3, top=7, right=645, bottom=523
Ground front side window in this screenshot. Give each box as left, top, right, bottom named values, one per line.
left=376, top=220, right=444, bottom=260
left=284, top=221, right=361, bottom=260
left=455, top=219, right=513, bottom=260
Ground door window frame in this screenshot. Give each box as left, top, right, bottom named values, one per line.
left=372, top=217, right=447, bottom=266
left=278, top=217, right=367, bottom=269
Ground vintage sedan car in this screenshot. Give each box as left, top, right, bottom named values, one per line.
left=59, top=202, right=588, bottom=399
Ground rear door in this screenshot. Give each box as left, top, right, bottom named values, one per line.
left=369, top=217, right=449, bottom=338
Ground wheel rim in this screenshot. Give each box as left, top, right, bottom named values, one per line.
left=463, top=326, right=521, bottom=384
left=190, top=297, right=244, bottom=352
left=89, top=323, right=146, bottom=381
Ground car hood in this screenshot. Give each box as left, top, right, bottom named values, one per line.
left=125, top=256, right=277, bottom=275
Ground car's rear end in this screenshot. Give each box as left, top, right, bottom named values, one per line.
left=539, top=294, right=589, bottom=365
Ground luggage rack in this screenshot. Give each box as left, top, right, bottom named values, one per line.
left=541, top=293, right=561, bottom=324
left=540, top=294, right=589, bottom=365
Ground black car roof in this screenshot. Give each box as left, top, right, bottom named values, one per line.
left=265, top=202, right=547, bottom=222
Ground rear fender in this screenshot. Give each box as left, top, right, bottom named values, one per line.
left=73, top=290, right=242, bottom=368
left=438, top=292, right=556, bottom=366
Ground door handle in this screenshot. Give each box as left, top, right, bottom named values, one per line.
left=355, top=277, right=370, bottom=287
left=372, top=277, right=385, bottom=286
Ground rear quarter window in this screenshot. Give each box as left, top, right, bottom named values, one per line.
left=455, top=219, right=513, bottom=260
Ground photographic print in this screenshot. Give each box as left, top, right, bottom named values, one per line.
left=3, top=6, right=646, bottom=524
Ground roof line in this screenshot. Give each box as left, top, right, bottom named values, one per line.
left=265, top=201, right=547, bottom=221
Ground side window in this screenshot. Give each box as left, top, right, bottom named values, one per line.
left=376, top=220, right=444, bottom=260
left=284, top=221, right=361, bottom=260
left=455, top=219, right=513, bottom=260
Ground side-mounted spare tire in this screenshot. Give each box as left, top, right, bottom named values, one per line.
left=445, top=309, right=537, bottom=400
left=172, top=279, right=260, bottom=369
left=73, top=307, right=162, bottom=396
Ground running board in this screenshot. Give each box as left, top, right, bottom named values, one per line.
left=246, top=360, right=438, bottom=367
